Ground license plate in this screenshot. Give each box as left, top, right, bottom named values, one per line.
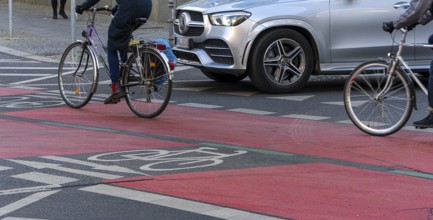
left=175, top=37, right=192, bottom=50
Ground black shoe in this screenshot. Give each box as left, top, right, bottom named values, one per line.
left=104, top=91, right=125, bottom=104
left=413, top=113, right=433, bottom=128
left=59, top=11, right=68, bottom=19
left=53, top=15, right=58, bottom=19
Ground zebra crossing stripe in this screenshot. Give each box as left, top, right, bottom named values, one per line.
left=12, top=172, right=78, bottom=185
left=178, top=103, right=222, bottom=109
left=0, top=190, right=60, bottom=217
left=228, top=108, right=275, bottom=115
left=0, top=166, right=12, bottom=171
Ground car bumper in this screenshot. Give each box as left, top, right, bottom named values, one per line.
left=173, top=16, right=257, bottom=75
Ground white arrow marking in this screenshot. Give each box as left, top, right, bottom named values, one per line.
left=8, top=159, right=122, bottom=179
left=0, top=190, right=60, bottom=217
left=40, top=156, right=146, bottom=175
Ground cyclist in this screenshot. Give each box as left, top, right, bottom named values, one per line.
left=75, top=0, right=152, bottom=104
left=383, top=0, right=433, bottom=128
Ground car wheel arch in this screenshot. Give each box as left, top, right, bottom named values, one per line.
left=246, top=27, right=317, bottom=93
left=245, top=26, right=321, bottom=74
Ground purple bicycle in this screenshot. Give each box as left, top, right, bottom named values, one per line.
left=58, top=6, right=174, bottom=118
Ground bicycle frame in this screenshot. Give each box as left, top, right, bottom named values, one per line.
left=380, top=28, right=431, bottom=98
left=80, top=8, right=111, bottom=77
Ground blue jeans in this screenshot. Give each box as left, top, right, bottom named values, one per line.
left=107, top=49, right=127, bottom=84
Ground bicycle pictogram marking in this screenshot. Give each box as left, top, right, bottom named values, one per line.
left=88, top=147, right=248, bottom=171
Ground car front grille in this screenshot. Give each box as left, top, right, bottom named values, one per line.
left=174, top=11, right=204, bottom=37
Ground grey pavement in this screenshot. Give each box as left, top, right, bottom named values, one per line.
left=0, top=1, right=171, bottom=63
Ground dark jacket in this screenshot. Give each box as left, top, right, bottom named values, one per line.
left=79, top=0, right=152, bottom=51
left=393, top=0, right=433, bottom=29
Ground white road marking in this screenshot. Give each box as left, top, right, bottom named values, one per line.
left=0, top=74, right=51, bottom=76
left=8, top=159, right=123, bottom=180
left=173, top=87, right=212, bottom=92
left=173, top=65, right=193, bottom=72
left=8, top=86, right=44, bottom=90
left=0, top=166, right=12, bottom=171
left=322, top=100, right=368, bottom=107
left=3, top=217, right=49, bottom=220
left=228, top=108, right=275, bottom=116
left=217, top=91, right=257, bottom=96
left=80, top=184, right=284, bottom=220
left=281, top=114, right=330, bottom=120
left=9, top=75, right=58, bottom=86
left=268, top=95, right=314, bottom=101
left=0, top=185, right=60, bottom=196
left=0, top=190, right=60, bottom=217
left=178, top=103, right=222, bottom=109
left=12, top=172, right=78, bottom=185
left=0, top=59, right=39, bottom=63
left=0, top=67, right=58, bottom=70
left=40, top=156, right=145, bottom=175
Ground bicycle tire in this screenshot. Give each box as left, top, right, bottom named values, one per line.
left=123, top=48, right=172, bottom=118
left=58, top=42, right=98, bottom=108
left=344, top=60, right=413, bottom=136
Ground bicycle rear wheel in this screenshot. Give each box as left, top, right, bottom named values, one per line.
left=344, top=61, right=413, bottom=136
left=123, top=49, right=172, bottom=118
left=58, top=42, right=98, bottom=108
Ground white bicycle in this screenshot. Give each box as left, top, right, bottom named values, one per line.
left=344, top=28, right=431, bottom=136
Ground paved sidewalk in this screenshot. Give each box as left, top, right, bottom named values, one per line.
left=0, top=1, right=171, bottom=63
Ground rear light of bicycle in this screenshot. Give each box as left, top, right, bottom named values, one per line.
left=156, top=44, right=167, bottom=51
left=169, top=60, right=175, bottom=71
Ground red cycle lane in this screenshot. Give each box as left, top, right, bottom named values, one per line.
left=2, top=87, right=433, bottom=219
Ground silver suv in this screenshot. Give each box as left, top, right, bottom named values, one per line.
left=173, top=0, right=433, bottom=93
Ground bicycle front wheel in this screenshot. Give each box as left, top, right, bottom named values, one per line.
left=58, top=42, right=98, bottom=108
left=123, top=49, right=172, bottom=118
left=344, top=61, right=413, bottom=136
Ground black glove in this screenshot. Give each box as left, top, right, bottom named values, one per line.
left=407, top=22, right=419, bottom=31
left=382, top=21, right=394, bottom=33
left=75, top=4, right=84, bottom=14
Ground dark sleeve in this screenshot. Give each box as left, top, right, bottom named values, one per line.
left=79, top=0, right=101, bottom=10
left=394, top=0, right=433, bottom=29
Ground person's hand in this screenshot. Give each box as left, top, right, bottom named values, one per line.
left=382, top=21, right=394, bottom=33
left=75, top=5, right=84, bottom=14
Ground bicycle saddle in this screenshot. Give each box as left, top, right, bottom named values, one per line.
left=133, top=17, right=148, bottom=31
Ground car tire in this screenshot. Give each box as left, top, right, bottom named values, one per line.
left=201, top=69, right=248, bottom=82
left=248, top=29, right=314, bottom=93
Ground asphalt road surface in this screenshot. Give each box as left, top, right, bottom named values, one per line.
left=1, top=52, right=433, bottom=219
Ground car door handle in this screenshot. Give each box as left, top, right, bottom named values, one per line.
left=394, top=1, right=410, bottom=9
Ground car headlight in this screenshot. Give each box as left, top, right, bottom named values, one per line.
left=209, top=11, right=251, bottom=26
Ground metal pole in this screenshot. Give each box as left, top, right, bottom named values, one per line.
left=8, top=0, right=12, bottom=38
left=71, top=0, right=76, bottom=42
left=168, top=0, right=176, bottom=47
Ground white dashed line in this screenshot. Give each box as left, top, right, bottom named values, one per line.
left=281, top=114, right=330, bottom=120
left=228, top=108, right=274, bottom=115
left=178, top=103, right=223, bottom=109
